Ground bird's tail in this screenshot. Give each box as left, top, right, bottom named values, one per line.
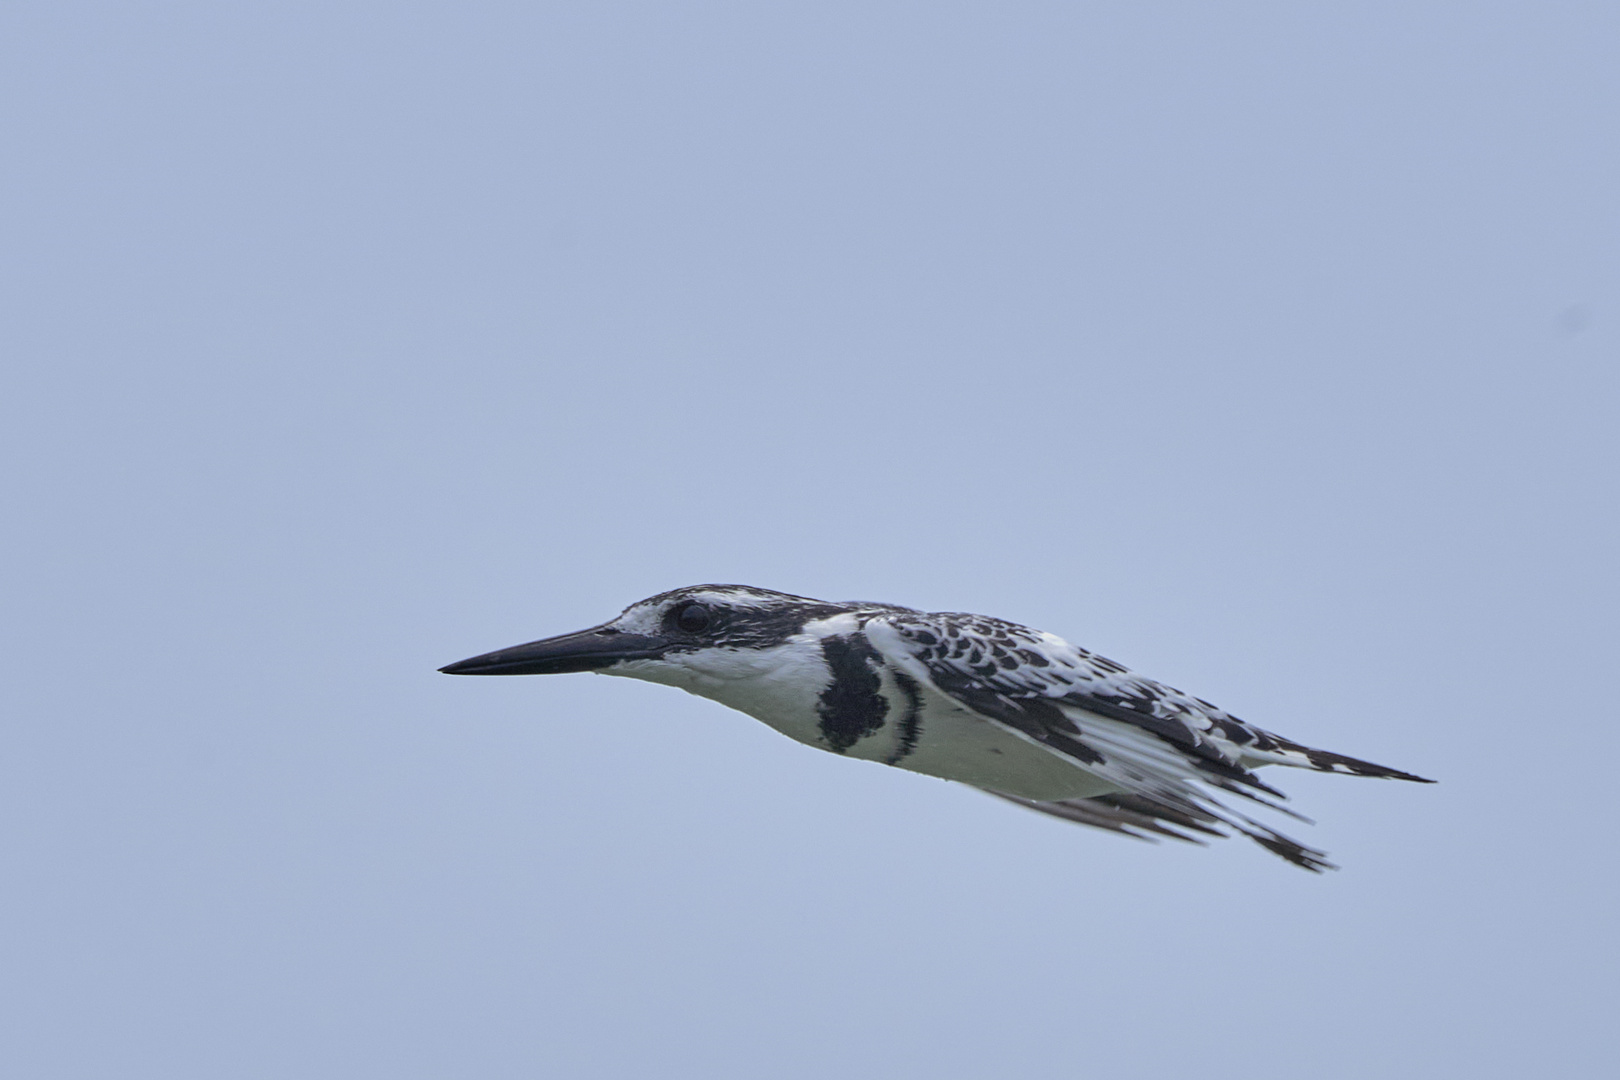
left=1244, top=737, right=1434, bottom=783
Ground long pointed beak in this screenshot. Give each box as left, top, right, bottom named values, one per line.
left=438, top=626, right=665, bottom=675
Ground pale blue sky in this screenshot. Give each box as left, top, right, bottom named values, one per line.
left=3, top=2, right=1616, bottom=1077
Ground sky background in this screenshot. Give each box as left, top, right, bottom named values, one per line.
left=3, top=2, right=1617, bottom=1077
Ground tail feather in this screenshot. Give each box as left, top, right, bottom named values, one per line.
left=1251, top=738, right=1435, bottom=783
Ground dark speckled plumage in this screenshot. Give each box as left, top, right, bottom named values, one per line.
left=443, top=584, right=1433, bottom=872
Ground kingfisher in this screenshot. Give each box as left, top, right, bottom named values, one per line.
left=440, top=585, right=1432, bottom=870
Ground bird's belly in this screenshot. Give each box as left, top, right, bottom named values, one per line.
left=742, top=690, right=1118, bottom=801
left=878, top=702, right=1121, bottom=801
left=680, top=667, right=1117, bottom=802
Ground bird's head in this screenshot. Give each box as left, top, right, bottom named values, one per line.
left=439, top=584, right=909, bottom=686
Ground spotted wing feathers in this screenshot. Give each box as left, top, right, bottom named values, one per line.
left=865, top=610, right=1426, bottom=871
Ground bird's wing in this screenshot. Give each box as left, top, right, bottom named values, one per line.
left=862, top=611, right=1335, bottom=870
left=982, top=791, right=1225, bottom=845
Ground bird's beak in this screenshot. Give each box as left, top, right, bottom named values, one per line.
left=438, top=626, right=665, bottom=675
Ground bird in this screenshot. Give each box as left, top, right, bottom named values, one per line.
left=440, top=584, right=1432, bottom=870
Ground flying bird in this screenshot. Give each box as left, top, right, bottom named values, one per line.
left=441, top=585, right=1431, bottom=870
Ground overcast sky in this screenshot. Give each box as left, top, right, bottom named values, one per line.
left=3, top=2, right=1617, bottom=1077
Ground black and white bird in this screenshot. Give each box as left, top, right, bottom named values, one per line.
left=441, top=585, right=1432, bottom=870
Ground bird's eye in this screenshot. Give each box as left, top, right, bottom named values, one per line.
left=674, top=602, right=713, bottom=633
